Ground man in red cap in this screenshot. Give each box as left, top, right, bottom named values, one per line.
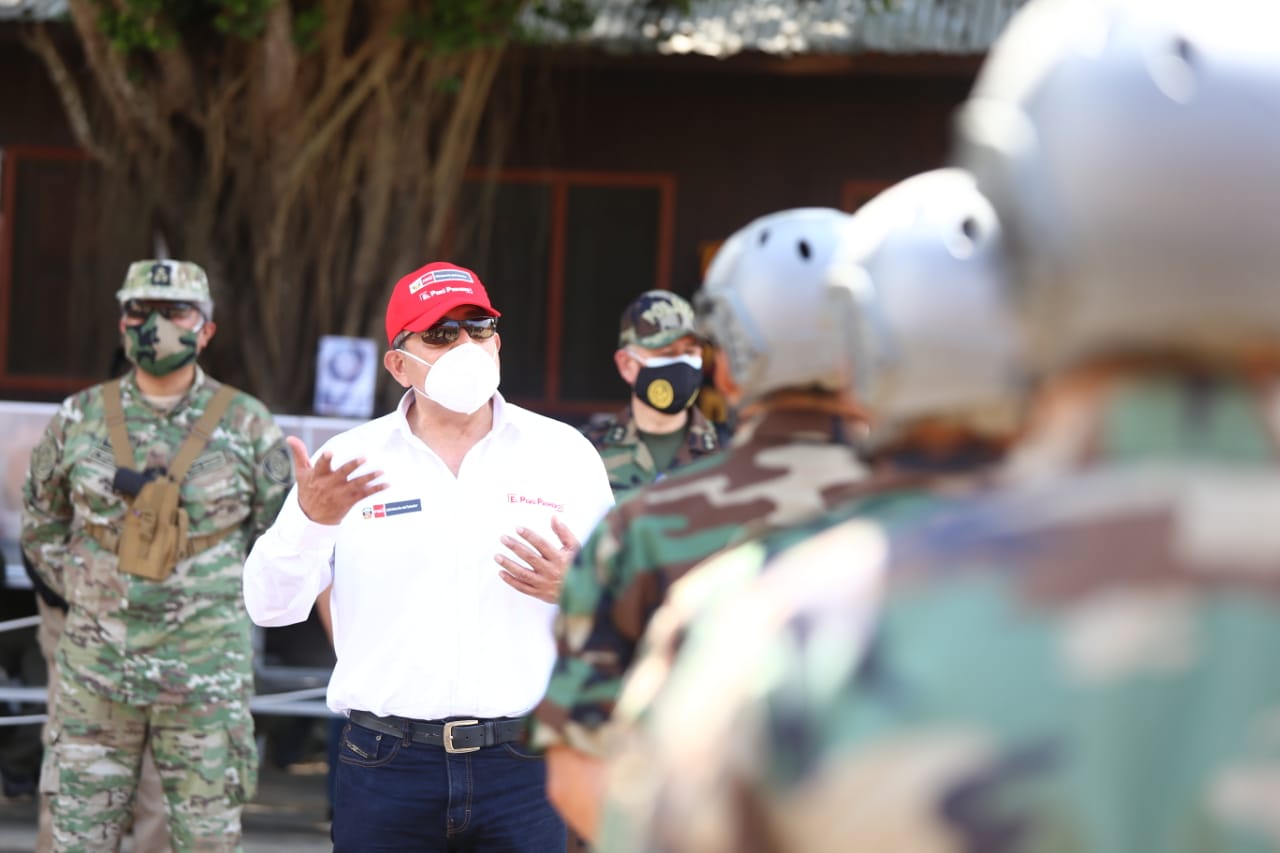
left=243, top=262, right=615, bottom=852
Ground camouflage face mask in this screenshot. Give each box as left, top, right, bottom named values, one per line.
left=123, top=312, right=202, bottom=377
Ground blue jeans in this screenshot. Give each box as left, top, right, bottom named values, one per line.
left=333, top=718, right=566, bottom=852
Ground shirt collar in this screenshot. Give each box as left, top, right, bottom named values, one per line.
left=120, top=365, right=208, bottom=411
left=393, top=389, right=519, bottom=446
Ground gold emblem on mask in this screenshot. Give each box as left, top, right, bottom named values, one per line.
left=647, top=378, right=675, bottom=409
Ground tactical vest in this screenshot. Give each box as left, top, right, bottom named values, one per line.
left=88, top=380, right=238, bottom=581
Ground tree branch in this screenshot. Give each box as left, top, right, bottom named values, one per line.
left=154, top=40, right=199, bottom=120
left=67, top=0, right=172, bottom=154
left=20, top=24, right=115, bottom=165
left=321, top=0, right=355, bottom=75
left=426, top=47, right=506, bottom=251
left=259, top=0, right=298, bottom=122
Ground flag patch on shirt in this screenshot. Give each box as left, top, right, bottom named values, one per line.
left=361, top=499, right=422, bottom=519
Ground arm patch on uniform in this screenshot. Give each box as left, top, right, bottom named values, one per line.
left=262, top=440, right=294, bottom=485
left=30, top=436, right=57, bottom=482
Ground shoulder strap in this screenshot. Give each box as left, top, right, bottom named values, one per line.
left=167, top=384, right=238, bottom=482
left=101, top=380, right=135, bottom=469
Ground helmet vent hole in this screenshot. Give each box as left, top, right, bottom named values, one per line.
left=797, top=240, right=812, bottom=260
left=758, top=229, right=770, bottom=246
left=948, top=217, right=980, bottom=260
left=1151, top=34, right=1197, bottom=103
left=1173, top=36, right=1194, bottom=66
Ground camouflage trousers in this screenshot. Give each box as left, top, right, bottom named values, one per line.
left=35, top=600, right=171, bottom=853
left=40, top=671, right=257, bottom=852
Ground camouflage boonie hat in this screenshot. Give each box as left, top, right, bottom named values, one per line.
left=116, top=260, right=214, bottom=318
left=618, top=290, right=698, bottom=350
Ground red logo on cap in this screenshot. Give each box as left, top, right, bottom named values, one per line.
left=384, top=262, right=500, bottom=344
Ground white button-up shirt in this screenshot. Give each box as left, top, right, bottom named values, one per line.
left=243, top=392, right=614, bottom=720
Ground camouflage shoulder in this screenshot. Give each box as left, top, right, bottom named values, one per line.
left=686, top=407, right=725, bottom=454
left=603, top=449, right=734, bottom=536
left=201, top=376, right=271, bottom=419
left=580, top=410, right=630, bottom=449
left=43, top=381, right=110, bottom=428
left=231, top=390, right=283, bottom=432
left=638, top=448, right=732, bottom=497
left=203, top=378, right=285, bottom=436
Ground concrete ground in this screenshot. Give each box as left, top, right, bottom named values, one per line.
left=0, top=761, right=333, bottom=852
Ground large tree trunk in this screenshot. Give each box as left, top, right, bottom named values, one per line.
left=24, top=1, right=513, bottom=412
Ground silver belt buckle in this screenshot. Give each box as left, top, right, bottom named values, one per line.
left=442, top=719, right=481, bottom=753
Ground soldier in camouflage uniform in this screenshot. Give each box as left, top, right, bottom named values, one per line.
left=581, top=291, right=722, bottom=497
left=621, top=1, right=1280, bottom=850
left=22, top=259, right=293, bottom=851
left=532, top=208, right=878, bottom=841
left=596, top=167, right=1023, bottom=850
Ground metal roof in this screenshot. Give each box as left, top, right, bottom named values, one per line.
left=520, top=0, right=1029, bottom=58
left=0, top=0, right=65, bottom=20
left=1, top=0, right=1025, bottom=57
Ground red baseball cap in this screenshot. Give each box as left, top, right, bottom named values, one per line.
left=384, top=262, right=501, bottom=345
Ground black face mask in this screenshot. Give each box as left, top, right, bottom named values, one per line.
left=632, top=353, right=703, bottom=415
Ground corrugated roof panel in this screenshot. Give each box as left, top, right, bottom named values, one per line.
left=3, top=0, right=1024, bottom=57
left=0, top=0, right=67, bottom=20
left=521, top=0, right=1030, bottom=57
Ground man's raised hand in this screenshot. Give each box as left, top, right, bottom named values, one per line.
left=287, top=436, right=388, bottom=525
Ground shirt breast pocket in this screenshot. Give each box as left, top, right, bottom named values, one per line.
left=336, top=498, right=427, bottom=583
left=498, top=490, right=569, bottom=550
left=183, top=448, right=250, bottom=532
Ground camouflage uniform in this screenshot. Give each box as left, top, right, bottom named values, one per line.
left=580, top=404, right=721, bottom=496
left=22, top=365, right=291, bottom=850
left=586, top=290, right=723, bottom=497
left=623, top=375, right=1280, bottom=852
left=599, top=464, right=998, bottom=850
left=532, top=406, right=869, bottom=756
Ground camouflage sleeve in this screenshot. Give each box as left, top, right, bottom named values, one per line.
left=608, top=522, right=891, bottom=852
left=21, top=408, right=74, bottom=599
left=531, top=511, right=631, bottom=755
left=244, top=400, right=294, bottom=539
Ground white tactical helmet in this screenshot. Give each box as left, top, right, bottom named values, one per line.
left=696, top=208, right=877, bottom=404
left=849, top=169, right=1020, bottom=443
left=955, top=0, right=1280, bottom=371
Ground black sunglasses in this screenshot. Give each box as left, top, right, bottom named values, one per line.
left=122, top=300, right=200, bottom=321
left=406, top=316, right=498, bottom=348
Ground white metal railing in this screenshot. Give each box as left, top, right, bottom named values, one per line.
left=0, top=613, right=337, bottom=725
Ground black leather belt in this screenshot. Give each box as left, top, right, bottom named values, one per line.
left=348, top=709, right=525, bottom=754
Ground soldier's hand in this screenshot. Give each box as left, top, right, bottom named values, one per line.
left=287, top=436, right=387, bottom=525
left=496, top=515, right=580, bottom=604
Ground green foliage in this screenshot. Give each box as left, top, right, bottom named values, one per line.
left=396, top=0, right=525, bottom=54
left=93, top=0, right=274, bottom=56
left=209, top=0, right=272, bottom=39
left=523, top=0, right=594, bottom=36
left=291, top=4, right=324, bottom=52
left=434, top=74, right=463, bottom=95
left=517, top=0, right=698, bottom=43
left=91, top=0, right=706, bottom=60
left=94, top=0, right=178, bottom=53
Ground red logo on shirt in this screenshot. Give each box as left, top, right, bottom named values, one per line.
left=506, top=494, right=565, bottom=512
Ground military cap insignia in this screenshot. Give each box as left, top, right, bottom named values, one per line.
left=150, top=263, right=172, bottom=287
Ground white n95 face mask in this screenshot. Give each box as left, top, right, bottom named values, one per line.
left=399, top=342, right=500, bottom=414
